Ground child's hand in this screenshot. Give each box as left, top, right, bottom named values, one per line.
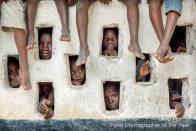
left=44, top=108, right=54, bottom=119
left=40, top=99, right=50, bottom=113
left=175, top=103, right=185, bottom=118
left=139, top=61, right=151, bottom=77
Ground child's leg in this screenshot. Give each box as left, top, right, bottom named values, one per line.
left=54, top=0, right=71, bottom=42
left=154, top=0, right=182, bottom=62
left=149, top=0, right=173, bottom=63
left=75, top=0, right=91, bottom=66
left=124, top=0, right=145, bottom=60
left=149, top=0, right=164, bottom=42
left=13, top=28, right=32, bottom=90
left=26, top=0, right=38, bottom=50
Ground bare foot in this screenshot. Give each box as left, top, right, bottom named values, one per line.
left=44, top=108, right=54, bottom=119
left=76, top=47, right=90, bottom=66
left=162, top=46, right=174, bottom=64
left=27, top=35, right=37, bottom=50
left=19, top=67, right=32, bottom=90
left=154, top=44, right=169, bottom=63
left=128, top=42, right=145, bottom=60
left=59, top=30, right=71, bottom=42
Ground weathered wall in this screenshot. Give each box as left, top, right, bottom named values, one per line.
left=0, top=0, right=196, bottom=120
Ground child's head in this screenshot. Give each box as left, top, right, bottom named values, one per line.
left=104, top=82, right=120, bottom=110
left=8, top=57, right=20, bottom=88
left=103, top=28, right=118, bottom=50
left=39, top=33, right=52, bottom=60
left=70, top=57, right=86, bottom=85
left=39, top=82, right=53, bottom=99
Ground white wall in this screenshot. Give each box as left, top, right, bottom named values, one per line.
left=0, top=0, right=196, bottom=120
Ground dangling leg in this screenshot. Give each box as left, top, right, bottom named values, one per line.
left=151, top=0, right=181, bottom=62
left=149, top=0, right=173, bottom=63
left=14, top=28, right=32, bottom=90
left=55, top=0, right=71, bottom=42
left=124, top=0, right=145, bottom=59
left=26, top=0, right=38, bottom=50
left=75, top=0, right=91, bottom=66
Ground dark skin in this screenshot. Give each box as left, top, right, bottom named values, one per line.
left=70, top=59, right=86, bottom=85
left=137, top=61, right=185, bottom=118
left=102, top=29, right=118, bottom=56
left=104, top=85, right=119, bottom=110
left=148, top=0, right=180, bottom=63
left=1, top=0, right=32, bottom=90
left=8, top=62, right=20, bottom=88
left=75, top=0, right=112, bottom=66
left=136, top=60, right=151, bottom=82
left=38, top=83, right=54, bottom=119
left=0, top=0, right=7, bottom=5
left=39, top=33, right=52, bottom=60
left=26, top=0, right=76, bottom=50
left=122, top=0, right=178, bottom=63
left=170, top=93, right=185, bottom=118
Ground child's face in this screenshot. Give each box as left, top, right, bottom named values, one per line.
left=39, top=83, right=52, bottom=93
left=39, top=34, right=52, bottom=60
left=104, top=86, right=119, bottom=110
left=103, top=30, right=118, bottom=50
left=8, top=63, right=20, bottom=88
left=70, top=63, right=85, bottom=85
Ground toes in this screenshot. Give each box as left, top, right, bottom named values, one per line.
left=27, top=44, right=37, bottom=50
left=59, top=36, right=71, bottom=42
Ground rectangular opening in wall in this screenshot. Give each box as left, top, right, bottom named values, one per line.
left=38, top=27, right=53, bottom=60
left=38, top=82, right=54, bottom=119
left=7, top=55, right=20, bottom=88
left=101, top=27, right=119, bottom=57
left=168, top=79, right=183, bottom=109
left=69, top=55, right=86, bottom=86
left=170, top=26, right=186, bottom=53
left=103, top=81, right=120, bottom=111
left=136, top=53, right=151, bottom=82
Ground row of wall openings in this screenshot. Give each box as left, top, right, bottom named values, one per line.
left=37, top=25, right=186, bottom=60
left=6, top=78, right=185, bottom=118
left=38, top=82, right=54, bottom=119
left=6, top=26, right=187, bottom=88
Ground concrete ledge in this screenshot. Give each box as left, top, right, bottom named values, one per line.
left=0, top=118, right=194, bottom=131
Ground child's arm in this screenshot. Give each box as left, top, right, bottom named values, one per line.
left=48, top=90, right=54, bottom=109
left=37, top=98, right=50, bottom=114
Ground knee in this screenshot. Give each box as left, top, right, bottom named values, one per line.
left=76, top=0, right=90, bottom=11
